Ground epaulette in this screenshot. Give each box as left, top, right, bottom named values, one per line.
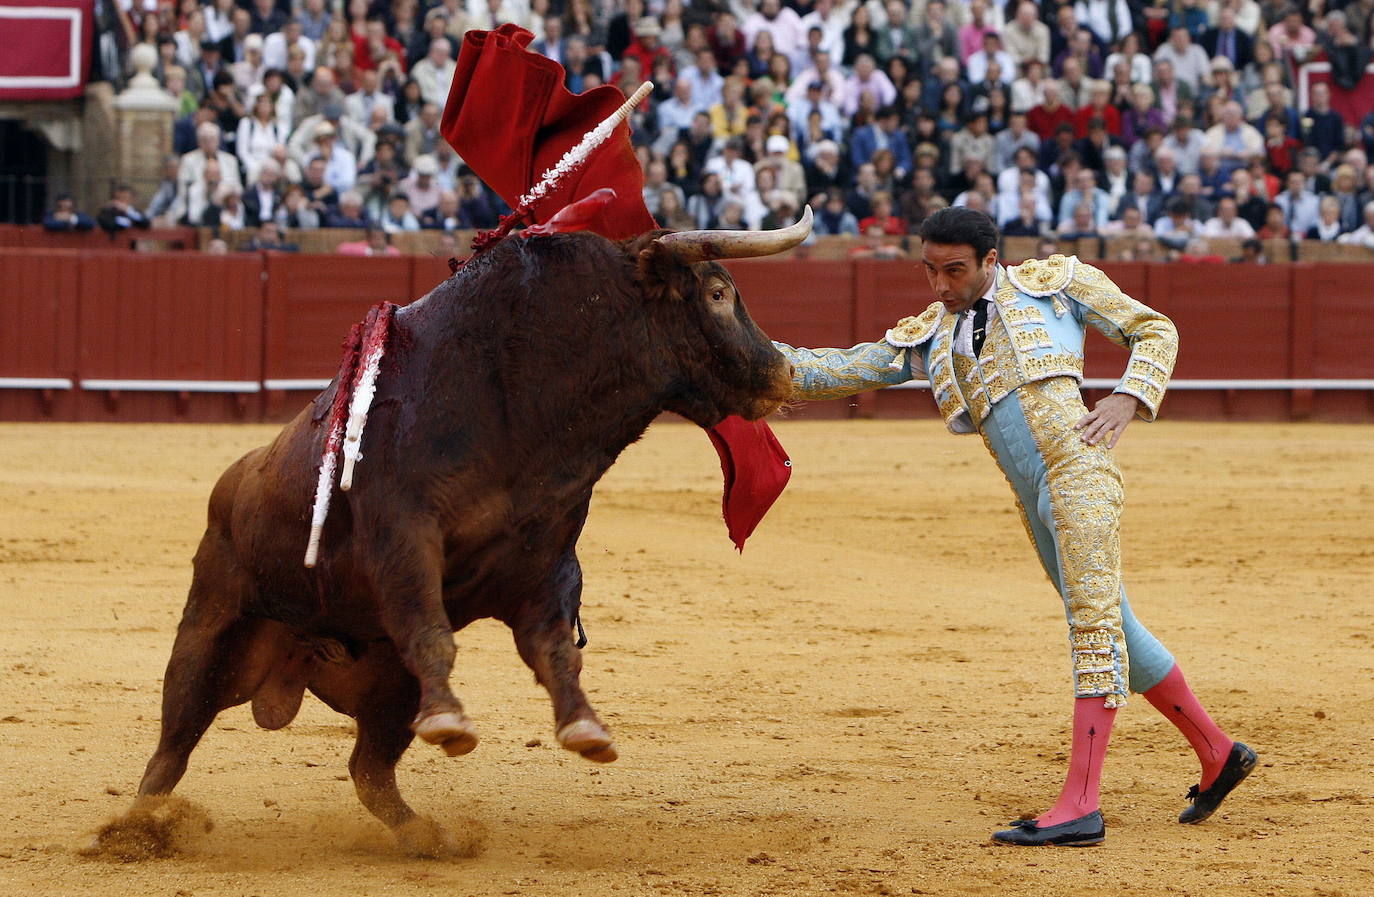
left=1006, top=253, right=1077, bottom=297
left=885, top=301, right=944, bottom=347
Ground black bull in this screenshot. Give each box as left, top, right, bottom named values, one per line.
left=113, top=213, right=811, bottom=855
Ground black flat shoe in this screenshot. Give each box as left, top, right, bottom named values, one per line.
left=1179, top=741, right=1257, bottom=824
left=992, top=810, right=1105, bottom=846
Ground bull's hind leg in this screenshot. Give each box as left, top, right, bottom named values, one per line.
left=138, top=583, right=258, bottom=795
left=512, top=554, right=618, bottom=763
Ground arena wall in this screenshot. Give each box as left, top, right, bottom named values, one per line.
left=2, top=248, right=1371, bottom=423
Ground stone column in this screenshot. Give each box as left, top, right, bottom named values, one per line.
left=112, top=43, right=178, bottom=209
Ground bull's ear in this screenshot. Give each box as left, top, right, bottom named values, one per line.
left=633, top=235, right=687, bottom=301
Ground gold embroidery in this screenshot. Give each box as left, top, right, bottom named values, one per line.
left=1006, top=253, right=1075, bottom=296
left=1018, top=377, right=1130, bottom=707
left=775, top=340, right=908, bottom=401
left=1066, top=261, right=1179, bottom=422
left=886, top=301, right=944, bottom=346
left=1000, top=305, right=1046, bottom=326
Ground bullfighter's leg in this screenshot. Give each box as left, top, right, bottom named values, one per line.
left=511, top=554, right=618, bottom=763
left=359, top=532, right=478, bottom=757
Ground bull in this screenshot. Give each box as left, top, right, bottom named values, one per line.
left=113, top=212, right=810, bottom=855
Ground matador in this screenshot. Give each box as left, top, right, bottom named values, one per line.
left=773, top=208, right=1256, bottom=846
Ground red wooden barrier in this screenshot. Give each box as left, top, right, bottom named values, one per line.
left=75, top=253, right=264, bottom=421
left=261, top=253, right=411, bottom=417
left=1, top=249, right=1371, bottom=423
left=0, top=249, right=81, bottom=420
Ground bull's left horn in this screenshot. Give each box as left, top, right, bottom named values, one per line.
left=656, top=205, right=812, bottom=263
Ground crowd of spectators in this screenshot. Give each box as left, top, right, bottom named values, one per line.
left=73, top=0, right=1374, bottom=256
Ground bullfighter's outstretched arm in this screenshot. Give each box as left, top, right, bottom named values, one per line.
left=772, top=338, right=923, bottom=401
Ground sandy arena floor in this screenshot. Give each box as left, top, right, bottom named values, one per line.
left=1, top=419, right=1371, bottom=896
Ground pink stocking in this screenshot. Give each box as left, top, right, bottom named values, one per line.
left=1038, top=697, right=1116, bottom=827
left=1143, top=664, right=1234, bottom=789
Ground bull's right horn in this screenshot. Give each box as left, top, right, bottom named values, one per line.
left=656, top=205, right=812, bottom=263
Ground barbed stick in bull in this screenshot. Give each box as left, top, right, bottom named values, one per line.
left=95, top=30, right=812, bottom=857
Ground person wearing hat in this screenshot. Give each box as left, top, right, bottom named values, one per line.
left=755, top=134, right=807, bottom=208
left=623, top=17, right=673, bottom=83
left=191, top=38, right=225, bottom=97
left=310, top=120, right=357, bottom=192
left=400, top=154, right=444, bottom=217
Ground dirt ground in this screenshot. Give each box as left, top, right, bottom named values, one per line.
left=1, top=419, right=1371, bottom=897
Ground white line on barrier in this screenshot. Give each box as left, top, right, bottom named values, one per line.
left=0, top=377, right=74, bottom=389
left=79, top=379, right=262, bottom=393
left=263, top=379, right=331, bottom=390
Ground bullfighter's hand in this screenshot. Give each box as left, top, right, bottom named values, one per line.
left=1074, top=393, right=1140, bottom=448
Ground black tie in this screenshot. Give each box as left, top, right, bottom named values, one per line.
left=971, top=298, right=990, bottom=357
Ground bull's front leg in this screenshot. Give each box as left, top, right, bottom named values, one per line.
left=358, top=528, right=479, bottom=757
left=511, top=552, right=617, bottom=763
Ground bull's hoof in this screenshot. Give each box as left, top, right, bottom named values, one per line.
left=556, top=719, right=618, bottom=763
left=413, top=712, right=479, bottom=757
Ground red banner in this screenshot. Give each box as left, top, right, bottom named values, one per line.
left=0, top=0, right=92, bottom=100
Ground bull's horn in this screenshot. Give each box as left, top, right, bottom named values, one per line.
left=656, top=205, right=812, bottom=263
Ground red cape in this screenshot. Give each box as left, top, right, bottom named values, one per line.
left=440, top=26, right=791, bottom=548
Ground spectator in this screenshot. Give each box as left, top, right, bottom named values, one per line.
left=236, top=92, right=287, bottom=175
left=1103, top=204, right=1155, bottom=238
left=263, top=20, right=316, bottom=72
left=1303, top=82, right=1346, bottom=166
left=1231, top=238, right=1268, bottom=263
left=1329, top=164, right=1364, bottom=232
left=1151, top=58, right=1192, bottom=125
left=1153, top=25, right=1209, bottom=93
left=219, top=6, right=254, bottom=63
left=681, top=48, right=724, bottom=111
left=1267, top=5, right=1317, bottom=66
left=788, top=81, right=844, bottom=146
left=243, top=158, right=284, bottom=226
left=1027, top=79, right=1073, bottom=141
left=230, top=35, right=266, bottom=92
left=276, top=183, right=321, bottom=230
left=788, top=49, right=848, bottom=111
left=404, top=101, right=443, bottom=163
left=1104, top=30, right=1152, bottom=85
left=1100, top=145, right=1130, bottom=212
left=1002, top=192, right=1049, bottom=236
left=93, top=184, right=150, bottom=234
left=1263, top=113, right=1303, bottom=174
left=1162, top=114, right=1205, bottom=175
left=709, top=76, right=750, bottom=140
left=844, top=54, right=897, bottom=118
left=1202, top=195, right=1257, bottom=237
left=324, top=189, right=370, bottom=228
left=948, top=110, right=994, bottom=175
left=742, top=0, right=807, bottom=75
left=354, top=17, right=407, bottom=76
left=400, top=155, right=443, bottom=217
left=813, top=190, right=859, bottom=235
left=804, top=139, right=846, bottom=198
left=857, top=191, right=904, bottom=235
left=755, top=134, right=807, bottom=208
left=298, top=0, right=331, bottom=43
left=177, top=121, right=242, bottom=214
left=1202, top=6, right=1253, bottom=71
left=146, top=154, right=182, bottom=224
left=705, top=138, right=763, bottom=227
left=241, top=220, right=299, bottom=251
left=378, top=193, right=421, bottom=233
left=1274, top=170, right=1320, bottom=235
left=850, top=105, right=911, bottom=178
left=1058, top=167, right=1110, bottom=229
left=308, top=121, right=356, bottom=193
left=1256, top=202, right=1290, bottom=240
left=1196, top=148, right=1230, bottom=201
left=338, top=225, right=402, bottom=256
left=458, top=175, right=499, bottom=229
left=205, top=183, right=246, bottom=231
left=687, top=171, right=725, bottom=228
left=1230, top=168, right=1270, bottom=230
left=411, top=35, right=456, bottom=108
left=1118, top=168, right=1164, bottom=224
left=1057, top=200, right=1102, bottom=240
left=1305, top=195, right=1346, bottom=242
left=40, top=193, right=94, bottom=232
left=1203, top=100, right=1263, bottom=177
left=421, top=190, right=469, bottom=231
left=249, top=0, right=287, bottom=35
left=293, top=66, right=346, bottom=129
left=1003, top=1, right=1050, bottom=68
left=1155, top=196, right=1203, bottom=247
left=345, top=68, right=395, bottom=127
left=1337, top=201, right=1374, bottom=248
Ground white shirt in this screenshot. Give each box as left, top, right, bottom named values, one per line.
left=953, top=272, right=1001, bottom=359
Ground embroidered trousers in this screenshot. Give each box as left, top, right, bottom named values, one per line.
left=975, top=376, right=1176, bottom=706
